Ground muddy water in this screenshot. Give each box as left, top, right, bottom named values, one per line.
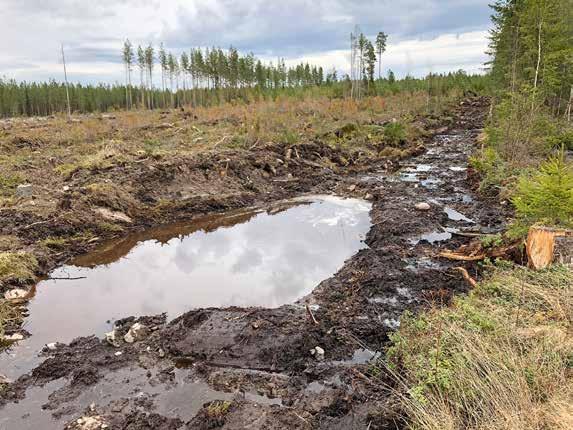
left=2, top=196, right=371, bottom=379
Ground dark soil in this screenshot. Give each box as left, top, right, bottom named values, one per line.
left=0, top=97, right=510, bottom=429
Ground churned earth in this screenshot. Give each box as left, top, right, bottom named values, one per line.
left=0, top=97, right=511, bottom=429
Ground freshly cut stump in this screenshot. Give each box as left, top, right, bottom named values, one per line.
left=526, top=226, right=573, bottom=270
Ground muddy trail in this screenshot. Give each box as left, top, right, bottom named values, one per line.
left=0, top=97, right=508, bottom=429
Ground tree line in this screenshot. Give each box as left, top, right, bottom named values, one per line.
left=488, top=0, right=573, bottom=118
left=0, top=30, right=491, bottom=118
left=121, top=41, right=335, bottom=110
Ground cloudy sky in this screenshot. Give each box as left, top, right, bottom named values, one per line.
left=0, top=0, right=492, bottom=85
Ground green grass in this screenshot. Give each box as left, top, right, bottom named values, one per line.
left=382, top=262, right=572, bottom=430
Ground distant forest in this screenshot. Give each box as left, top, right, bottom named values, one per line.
left=0, top=32, right=487, bottom=117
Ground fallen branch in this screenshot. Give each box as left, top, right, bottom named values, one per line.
left=305, top=304, right=319, bottom=325
left=454, top=267, right=477, bottom=288
left=439, top=251, right=485, bottom=261
left=47, top=276, right=87, bottom=281
left=213, top=135, right=231, bottom=148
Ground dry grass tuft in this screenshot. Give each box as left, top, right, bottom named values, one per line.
left=385, top=262, right=572, bottom=430
left=0, top=251, right=38, bottom=287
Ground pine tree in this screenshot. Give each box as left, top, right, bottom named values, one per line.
left=159, top=43, right=168, bottom=108
left=137, top=45, right=146, bottom=108
left=144, top=44, right=154, bottom=109
left=513, top=149, right=573, bottom=227
left=122, top=39, right=134, bottom=109
left=375, top=32, right=388, bottom=79
left=365, top=40, right=377, bottom=87
left=180, top=52, right=189, bottom=106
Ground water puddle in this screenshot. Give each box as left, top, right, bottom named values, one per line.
left=331, top=348, right=380, bottom=366
left=420, top=177, right=443, bottom=189
left=409, top=231, right=452, bottom=245
left=404, top=164, right=433, bottom=173
left=0, top=378, right=67, bottom=430
left=2, top=196, right=371, bottom=379
left=444, top=207, right=475, bottom=223
left=1, top=365, right=281, bottom=429
left=398, top=172, right=419, bottom=182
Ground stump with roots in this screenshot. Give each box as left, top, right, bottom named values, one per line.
left=526, top=226, right=573, bottom=270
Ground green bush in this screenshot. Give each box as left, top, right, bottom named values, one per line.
left=383, top=121, right=407, bottom=146
left=512, top=151, right=573, bottom=232
left=470, top=147, right=508, bottom=192
left=547, top=129, right=573, bottom=151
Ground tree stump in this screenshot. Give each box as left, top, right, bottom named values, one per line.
left=526, top=226, right=573, bottom=270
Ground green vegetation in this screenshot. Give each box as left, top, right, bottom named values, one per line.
left=206, top=400, right=232, bottom=418
left=510, top=151, right=573, bottom=236
left=0, top=299, right=23, bottom=349
left=386, top=262, right=572, bottom=430
left=472, top=0, right=573, bottom=233
left=0, top=173, right=23, bottom=196
left=0, top=251, right=38, bottom=286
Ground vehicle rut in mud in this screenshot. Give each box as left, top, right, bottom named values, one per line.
left=0, top=97, right=508, bottom=429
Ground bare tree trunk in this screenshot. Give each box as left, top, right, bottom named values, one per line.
left=566, top=85, right=573, bottom=122
left=533, top=17, right=542, bottom=92
left=125, top=64, right=129, bottom=109
left=61, top=44, right=71, bottom=119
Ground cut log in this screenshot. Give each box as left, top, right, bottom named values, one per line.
left=526, top=226, right=573, bottom=270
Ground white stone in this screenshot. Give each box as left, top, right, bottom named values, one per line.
left=4, top=333, right=24, bottom=341
left=415, top=202, right=431, bottom=211
left=0, top=373, right=11, bottom=384
left=4, top=289, right=28, bottom=300
left=105, top=330, right=119, bottom=347
left=45, top=342, right=57, bottom=351
left=314, top=346, right=325, bottom=361
left=74, top=416, right=106, bottom=430
left=124, top=322, right=147, bottom=344
left=114, top=351, right=123, bottom=356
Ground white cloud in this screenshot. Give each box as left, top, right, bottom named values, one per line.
left=0, top=1, right=492, bottom=84
left=268, top=31, right=489, bottom=78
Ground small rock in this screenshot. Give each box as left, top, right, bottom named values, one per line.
left=73, top=415, right=106, bottom=430
left=4, top=288, right=28, bottom=300
left=415, top=202, right=431, bottom=211
left=105, top=330, right=119, bottom=347
left=114, top=351, right=123, bottom=356
left=62, top=185, right=70, bottom=192
left=16, top=184, right=33, bottom=198
left=124, top=322, right=147, bottom=344
left=158, top=348, right=165, bottom=358
left=4, top=333, right=24, bottom=342
left=0, top=373, right=11, bottom=385
left=348, top=184, right=357, bottom=192
left=45, top=342, right=58, bottom=351
left=364, top=193, right=373, bottom=200
left=314, top=346, right=325, bottom=361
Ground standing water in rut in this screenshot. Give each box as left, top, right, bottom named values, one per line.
left=2, top=195, right=371, bottom=378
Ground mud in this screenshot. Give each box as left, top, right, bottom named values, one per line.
left=0, top=97, right=509, bottom=429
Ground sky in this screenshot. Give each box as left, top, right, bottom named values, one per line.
left=0, top=0, right=493, bottom=85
